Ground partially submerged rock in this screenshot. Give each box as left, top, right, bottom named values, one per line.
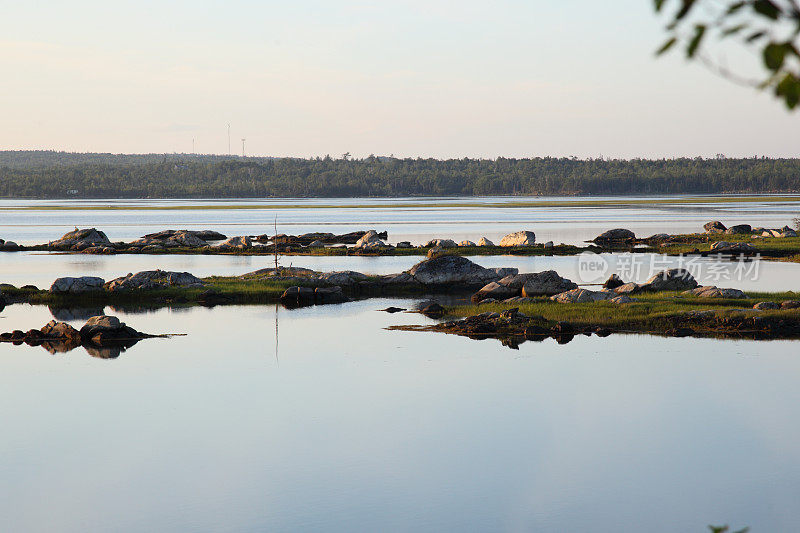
left=499, top=231, right=536, bottom=247
left=592, top=228, right=635, bottom=246
left=710, top=241, right=757, bottom=254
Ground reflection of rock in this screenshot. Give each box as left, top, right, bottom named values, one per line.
left=83, top=340, right=139, bottom=359
left=49, top=306, right=106, bottom=321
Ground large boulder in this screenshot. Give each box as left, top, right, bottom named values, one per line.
left=499, top=231, right=536, bottom=247
left=407, top=255, right=500, bottom=286
left=104, top=270, right=203, bottom=291
left=40, top=320, right=81, bottom=342
left=477, top=237, right=495, bottom=247
left=641, top=269, right=698, bottom=292
left=459, top=240, right=476, bottom=247
left=518, top=271, right=578, bottom=297
left=725, top=224, right=752, bottom=235
left=49, top=228, right=111, bottom=250
left=593, top=228, right=636, bottom=246
left=603, top=274, right=624, bottom=289
left=49, top=276, right=105, bottom=293
left=550, top=288, right=612, bottom=303
left=354, top=230, right=381, bottom=247
left=703, top=221, right=727, bottom=234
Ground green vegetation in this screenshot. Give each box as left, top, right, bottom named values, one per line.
left=2, top=151, right=800, bottom=198
left=446, top=291, right=798, bottom=326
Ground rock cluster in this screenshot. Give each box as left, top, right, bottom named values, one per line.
left=50, top=276, right=106, bottom=293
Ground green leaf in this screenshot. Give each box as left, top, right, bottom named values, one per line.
left=656, top=37, right=678, bottom=55
left=775, top=72, right=800, bottom=109
left=763, top=42, right=788, bottom=70
left=753, top=0, right=781, bottom=20
left=687, top=24, right=706, bottom=57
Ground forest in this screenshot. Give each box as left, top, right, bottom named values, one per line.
left=1, top=150, right=799, bottom=198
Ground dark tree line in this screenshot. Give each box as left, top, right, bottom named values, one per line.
left=0, top=151, right=798, bottom=198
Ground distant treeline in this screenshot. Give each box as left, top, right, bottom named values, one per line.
left=0, top=151, right=799, bottom=198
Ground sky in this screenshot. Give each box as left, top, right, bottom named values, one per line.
left=1, top=0, right=798, bottom=159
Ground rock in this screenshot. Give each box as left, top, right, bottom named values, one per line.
left=703, top=221, right=727, bottom=233
left=354, top=231, right=382, bottom=248
left=686, top=286, right=747, bottom=299
left=418, top=302, right=445, bottom=318
left=499, top=231, right=536, bottom=247
left=49, top=228, right=111, bottom=250
left=1, top=240, right=19, bottom=251
left=491, top=267, right=518, bottom=278
left=379, top=272, right=418, bottom=285
left=314, top=286, right=349, bottom=304
left=550, top=288, right=612, bottom=303
left=407, top=255, right=501, bottom=286
left=753, top=301, right=780, bottom=310
left=669, top=327, right=695, bottom=337
left=380, top=307, right=406, bottom=313
left=427, top=246, right=446, bottom=259
left=603, top=274, right=624, bottom=290
left=104, top=270, right=203, bottom=291
left=781, top=230, right=798, bottom=238
left=79, top=315, right=143, bottom=343
left=318, top=271, right=367, bottom=286
left=307, top=240, right=325, bottom=248
left=646, top=234, right=671, bottom=242
left=609, top=294, right=637, bottom=304
left=503, top=296, right=535, bottom=304
left=459, top=240, right=476, bottom=247
left=781, top=300, right=800, bottom=310
left=280, top=286, right=316, bottom=307
left=424, top=239, right=457, bottom=248
left=49, top=276, right=106, bottom=293
left=215, top=236, right=252, bottom=250
left=396, top=241, right=412, bottom=248
left=39, top=320, right=81, bottom=342
left=477, top=237, right=494, bottom=246
left=592, top=228, right=635, bottom=246
left=543, top=241, right=554, bottom=249
left=613, top=282, right=641, bottom=294
left=641, top=268, right=698, bottom=292
left=725, top=224, right=752, bottom=235
left=709, top=241, right=757, bottom=254
left=519, top=271, right=578, bottom=297
left=471, top=282, right=517, bottom=303
left=142, top=229, right=226, bottom=242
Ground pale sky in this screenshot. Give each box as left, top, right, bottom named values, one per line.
left=1, top=0, right=797, bottom=159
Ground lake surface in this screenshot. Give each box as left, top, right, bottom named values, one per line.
left=1, top=300, right=799, bottom=532
left=2, top=195, right=799, bottom=246
left=1, top=196, right=799, bottom=532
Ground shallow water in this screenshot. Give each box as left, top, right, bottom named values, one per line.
left=1, top=300, right=799, bottom=532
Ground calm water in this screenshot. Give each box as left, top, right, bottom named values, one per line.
left=1, top=195, right=799, bottom=246
left=1, top=301, right=799, bottom=532
left=1, top=197, right=799, bottom=532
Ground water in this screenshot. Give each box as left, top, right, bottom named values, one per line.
left=1, top=195, right=799, bottom=246
left=1, top=197, right=800, bottom=531
left=1, top=301, right=799, bottom=531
